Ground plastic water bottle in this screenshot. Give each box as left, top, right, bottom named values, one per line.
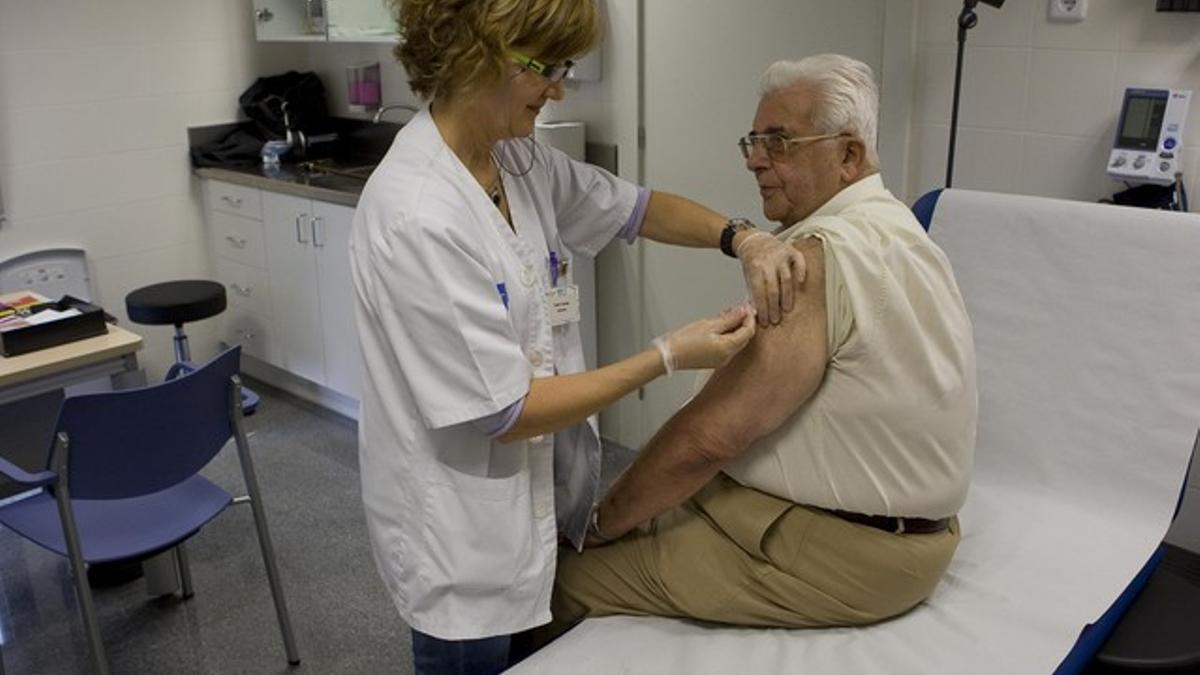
left=261, top=140, right=291, bottom=176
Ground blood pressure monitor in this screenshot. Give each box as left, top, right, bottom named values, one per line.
left=1107, top=88, right=1191, bottom=186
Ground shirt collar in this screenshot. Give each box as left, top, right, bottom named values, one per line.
left=805, top=172, right=886, bottom=221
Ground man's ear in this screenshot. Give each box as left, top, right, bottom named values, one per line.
left=839, top=138, right=867, bottom=183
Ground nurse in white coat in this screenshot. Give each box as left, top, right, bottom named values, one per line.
left=351, top=1, right=807, bottom=673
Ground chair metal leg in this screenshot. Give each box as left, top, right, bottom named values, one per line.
left=230, top=377, right=300, bottom=666
left=0, top=640, right=7, bottom=675
left=176, top=543, right=195, bottom=599
left=143, top=550, right=180, bottom=597
left=52, top=433, right=111, bottom=675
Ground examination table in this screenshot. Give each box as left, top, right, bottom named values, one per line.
left=511, top=189, right=1200, bottom=674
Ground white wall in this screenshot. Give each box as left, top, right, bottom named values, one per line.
left=908, top=0, right=1200, bottom=204
left=0, top=0, right=309, bottom=379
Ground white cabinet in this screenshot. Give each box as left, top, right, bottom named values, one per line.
left=205, top=179, right=362, bottom=408
left=253, top=0, right=396, bottom=43
left=207, top=180, right=279, bottom=368
left=252, top=0, right=327, bottom=42
left=263, top=191, right=328, bottom=384
left=312, top=200, right=362, bottom=400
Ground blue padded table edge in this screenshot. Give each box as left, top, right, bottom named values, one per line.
left=1054, top=547, right=1166, bottom=674
left=911, top=188, right=942, bottom=231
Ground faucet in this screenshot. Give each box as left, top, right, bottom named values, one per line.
left=280, top=100, right=307, bottom=156
left=372, top=103, right=420, bottom=124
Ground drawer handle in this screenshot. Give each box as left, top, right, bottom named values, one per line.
left=225, top=235, right=248, bottom=249
left=221, top=195, right=244, bottom=207
left=229, top=283, right=253, bottom=297
left=312, top=216, right=325, bottom=248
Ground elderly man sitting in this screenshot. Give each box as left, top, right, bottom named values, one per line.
left=548, top=53, right=978, bottom=634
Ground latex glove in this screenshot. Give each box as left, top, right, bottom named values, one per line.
left=737, top=232, right=807, bottom=326
left=658, top=304, right=756, bottom=372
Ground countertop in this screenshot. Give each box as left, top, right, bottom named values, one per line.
left=195, top=164, right=364, bottom=208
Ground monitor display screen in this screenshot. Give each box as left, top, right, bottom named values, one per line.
left=1116, top=93, right=1168, bottom=150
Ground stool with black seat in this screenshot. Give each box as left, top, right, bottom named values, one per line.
left=124, top=280, right=259, bottom=414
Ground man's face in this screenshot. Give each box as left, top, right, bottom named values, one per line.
left=746, top=85, right=848, bottom=227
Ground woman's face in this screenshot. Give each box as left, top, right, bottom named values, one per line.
left=494, top=60, right=567, bottom=138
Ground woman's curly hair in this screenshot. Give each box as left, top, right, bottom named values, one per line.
left=390, top=0, right=601, bottom=101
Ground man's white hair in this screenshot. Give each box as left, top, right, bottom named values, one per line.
left=760, top=54, right=879, bottom=164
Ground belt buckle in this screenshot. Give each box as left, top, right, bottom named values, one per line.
left=894, top=517, right=906, bottom=535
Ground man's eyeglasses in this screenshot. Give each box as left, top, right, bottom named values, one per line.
left=510, top=51, right=575, bottom=83
left=737, top=132, right=848, bottom=160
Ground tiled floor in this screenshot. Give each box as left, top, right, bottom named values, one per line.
left=0, top=381, right=637, bottom=674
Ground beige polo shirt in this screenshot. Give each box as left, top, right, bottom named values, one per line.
left=722, top=174, right=977, bottom=519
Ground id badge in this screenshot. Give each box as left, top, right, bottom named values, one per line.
left=546, top=284, right=581, bottom=327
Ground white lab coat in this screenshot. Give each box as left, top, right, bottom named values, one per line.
left=349, top=107, right=638, bottom=640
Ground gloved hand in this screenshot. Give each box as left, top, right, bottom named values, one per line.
left=737, top=232, right=807, bottom=326
left=655, top=304, right=756, bottom=373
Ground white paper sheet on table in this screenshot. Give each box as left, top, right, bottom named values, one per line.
left=511, top=190, right=1200, bottom=675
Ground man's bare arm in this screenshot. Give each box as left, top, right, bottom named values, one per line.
left=593, top=237, right=830, bottom=541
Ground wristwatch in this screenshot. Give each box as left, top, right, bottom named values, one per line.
left=719, top=218, right=756, bottom=258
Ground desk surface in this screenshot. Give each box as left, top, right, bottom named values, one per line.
left=0, top=292, right=143, bottom=390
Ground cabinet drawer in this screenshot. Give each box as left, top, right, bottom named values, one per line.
left=215, top=258, right=272, bottom=317
left=207, top=181, right=262, bottom=220
left=223, top=308, right=277, bottom=365
left=210, top=210, right=267, bottom=269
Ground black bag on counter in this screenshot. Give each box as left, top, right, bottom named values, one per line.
left=189, top=125, right=269, bottom=167
left=238, top=71, right=331, bottom=138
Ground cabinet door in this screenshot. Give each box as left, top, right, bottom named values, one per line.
left=253, top=0, right=327, bottom=41
left=312, top=201, right=362, bottom=400
left=263, top=191, right=327, bottom=384
left=327, top=0, right=396, bottom=42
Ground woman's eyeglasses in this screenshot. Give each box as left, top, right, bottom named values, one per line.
left=509, top=51, right=575, bottom=83
left=736, top=132, right=848, bottom=160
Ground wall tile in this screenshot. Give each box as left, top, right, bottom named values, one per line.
left=951, top=126, right=1026, bottom=194
left=1032, top=0, right=1124, bottom=51
left=913, top=45, right=955, bottom=124
left=1018, top=133, right=1116, bottom=202
left=1117, top=0, right=1174, bottom=52
left=906, top=124, right=950, bottom=202
left=960, top=47, right=1030, bottom=130
left=4, top=104, right=106, bottom=164
left=1027, top=49, right=1115, bottom=137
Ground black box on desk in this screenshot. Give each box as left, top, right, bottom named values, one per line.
left=0, top=296, right=109, bottom=357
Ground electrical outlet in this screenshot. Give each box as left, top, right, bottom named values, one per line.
left=1049, top=0, right=1087, bottom=22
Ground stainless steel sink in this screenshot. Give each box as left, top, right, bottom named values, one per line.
left=303, top=173, right=370, bottom=193
left=291, top=160, right=378, bottom=194
left=297, top=160, right=377, bottom=180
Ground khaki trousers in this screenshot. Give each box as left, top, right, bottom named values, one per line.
left=550, top=474, right=959, bottom=634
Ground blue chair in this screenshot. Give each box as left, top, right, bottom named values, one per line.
left=911, top=188, right=943, bottom=231
left=0, top=347, right=298, bottom=675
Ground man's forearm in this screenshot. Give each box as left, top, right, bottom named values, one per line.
left=596, top=403, right=743, bottom=539
left=640, top=191, right=735, bottom=249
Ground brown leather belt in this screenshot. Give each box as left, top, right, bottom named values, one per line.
left=828, top=509, right=951, bottom=535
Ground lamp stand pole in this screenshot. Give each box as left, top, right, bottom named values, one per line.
left=946, top=0, right=980, bottom=188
